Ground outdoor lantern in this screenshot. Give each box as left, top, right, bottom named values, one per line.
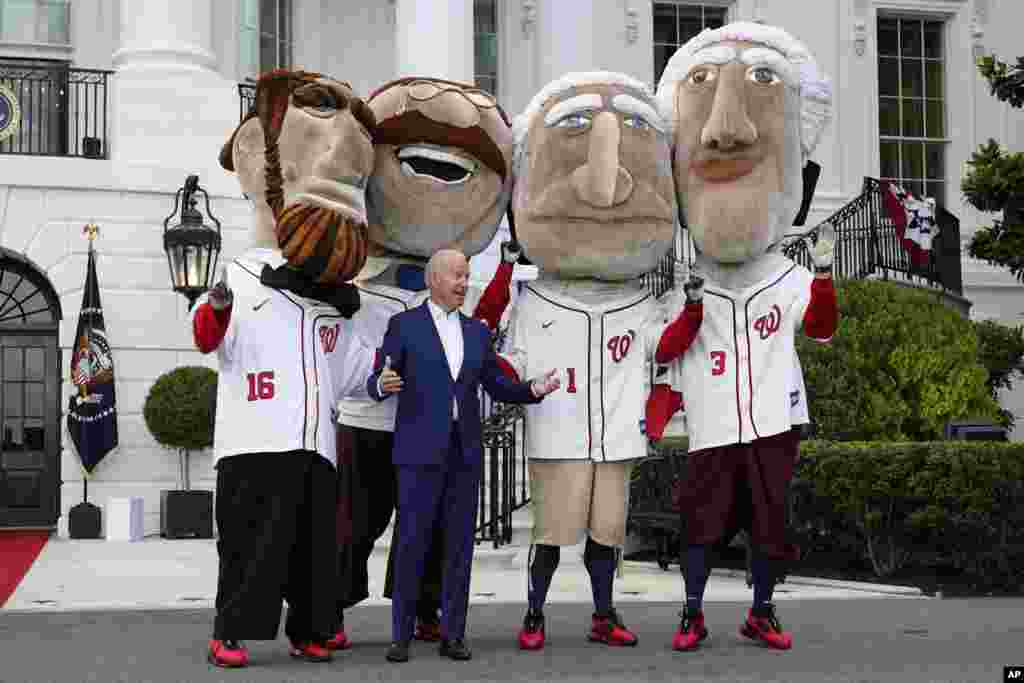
left=162, top=175, right=222, bottom=309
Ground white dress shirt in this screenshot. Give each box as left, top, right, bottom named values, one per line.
left=427, top=298, right=464, bottom=420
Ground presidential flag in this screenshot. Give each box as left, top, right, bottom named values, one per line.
left=67, top=243, right=118, bottom=473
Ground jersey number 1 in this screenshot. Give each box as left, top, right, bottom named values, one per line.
left=565, top=368, right=577, bottom=393
left=246, top=371, right=275, bottom=401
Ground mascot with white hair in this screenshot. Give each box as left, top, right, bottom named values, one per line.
left=651, top=23, right=838, bottom=652
left=477, top=71, right=677, bottom=651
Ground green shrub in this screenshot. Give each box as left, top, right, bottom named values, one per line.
left=798, top=440, right=1024, bottom=583
left=797, top=280, right=1000, bottom=441
left=973, top=319, right=1024, bottom=428
left=143, top=366, right=217, bottom=490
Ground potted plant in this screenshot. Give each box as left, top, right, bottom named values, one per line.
left=143, top=366, right=217, bottom=538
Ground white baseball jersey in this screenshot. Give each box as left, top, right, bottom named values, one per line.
left=502, top=279, right=666, bottom=463
left=195, top=248, right=374, bottom=468
left=338, top=277, right=483, bottom=432
left=667, top=260, right=815, bottom=452
left=790, top=353, right=809, bottom=426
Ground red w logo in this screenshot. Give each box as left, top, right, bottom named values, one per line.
left=607, top=330, right=637, bottom=363
left=753, top=305, right=782, bottom=340
left=319, top=323, right=340, bottom=353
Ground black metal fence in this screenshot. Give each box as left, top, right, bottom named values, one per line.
left=238, top=82, right=255, bottom=122
left=780, top=177, right=963, bottom=296
left=0, top=59, right=112, bottom=159
left=476, top=396, right=528, bottom=547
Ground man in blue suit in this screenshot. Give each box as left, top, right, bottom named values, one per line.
left=368, top=248, right=560, bottom=662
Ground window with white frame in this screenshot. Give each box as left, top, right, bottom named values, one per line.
left=240, top=0, right=293, bottom=82
left=474, top=0, right=498, bottom=96
left=653, top=2, right=727, bottom=86
left=0, top=0, right=69, bottom=44
left=877, top=16, right=947, bottom=205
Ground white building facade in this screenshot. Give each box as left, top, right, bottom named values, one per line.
left=0, top=0, right=1021, bottom=535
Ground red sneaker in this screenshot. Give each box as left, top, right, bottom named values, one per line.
left=588, top=609, right=638, bottom=647
left=207, top=639, right=249, bottom=668
left=288, top=640, right=333, bottom=662
left=326, top=627, right=351, bottom=651
left=414, top=617, right=443, bottom=642
left=739, top=603, right=793, bottom=650
left=671, top=608, right=708, bottom=651
left=517, top=608, right=545, bottom=651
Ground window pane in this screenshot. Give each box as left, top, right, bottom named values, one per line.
left=278, top=0, right=291, bottom=44
left=878, top=18, right=899, bottom=56
left=5, top=384, right=21, bottom=417
left=879, top=97, right=899, bottom=136
left=705, top=7, right=726, bottom=29
left=678, top=4, right=704, bottom=44
left=474, top=0, right=496, bottom=34
left=901, top=99, right=924, bottom=137
left=4, top=349, right=22, bottom=381
left=924, top=142, right=944, bottom=180
left=655, top=43, right=674, bottom=85
left=880, top=141, right=900, bottom=178
left=278, top=40, right=291, bottom=69
left=242, top=0, right=258, bottom=28
left=653, top=3, right=678, bottom=45
left=900, top=19, right=922, bottom=57
left=925, top=60, right=943, bottom=100
left=923, top=21, right=943, bottom=59
left=904, top=179, right=924, bottom=199
left=924, top=181, right=945, bottom=207
left=25, top=349, right=43, bottom=381
left=901, top=141, right=924, bottom=179
left=42, top=1, right=69, bottom=44
left=240, top=26, right=258, bottom=77
left=260, top=0, right=277, bottom=37
left=474, top=34, right=497, bottom=77
left=25, top=383, right=42, bottom=419
left=925, top=100, right=944, bottom=138
left=260, top=31, right=277, bottom=71
left=900, top=58, right=923, bottom=98
left=879, top=57, right=899, bottom=96
left=475, top=75, right=496, bottom=97
left=0, top=0, right=36, bottom=42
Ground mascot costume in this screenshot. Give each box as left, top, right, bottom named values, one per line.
left=192, top=70, right=377, bottom=668
left=478, top=71, right=677, bottom=651
left=650, top=23, right=838, bottom=651
left=334, top=77, right=515, bottom=645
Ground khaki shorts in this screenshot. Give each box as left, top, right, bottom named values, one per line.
left=529, top=460, right=634, bottom=548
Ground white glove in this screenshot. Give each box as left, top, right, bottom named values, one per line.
left=208, top=266, right=234, bottom=311
left=810, top=223, right=835, bottom=272
left=500, top=240, right=522, bottom=264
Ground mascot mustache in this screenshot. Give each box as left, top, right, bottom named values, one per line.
left=275, top=201, right=369, bottom=285
left=374, top=110, right=507, bottom=180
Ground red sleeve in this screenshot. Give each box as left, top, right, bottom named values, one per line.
left=655, top=302, right=703, bottom=364
left=193, top=302, right=232, bottom=353
left=644, top=384, right=684, bottom=442
left=802, top=277, right=837, bottom=341
left=473, top=261, right=514, bottom=331
left=495, top=354, right=520, bottom=382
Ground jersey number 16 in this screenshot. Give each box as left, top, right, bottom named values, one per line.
left=246, top=371, right=275, bottom=401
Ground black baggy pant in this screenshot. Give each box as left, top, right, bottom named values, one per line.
left=213, top=450, right=337, bottom=643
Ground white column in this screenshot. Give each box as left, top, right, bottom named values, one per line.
left=110, top=0, right=237, bottom=180
left=395, top=0, right=474, bottom=83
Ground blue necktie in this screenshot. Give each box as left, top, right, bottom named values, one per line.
left=395, top=264, right=426, bottom=292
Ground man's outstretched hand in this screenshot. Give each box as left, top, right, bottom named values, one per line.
left=380, top=355, right=404, bottom=394
left=530, top=368, right=561, bottom=398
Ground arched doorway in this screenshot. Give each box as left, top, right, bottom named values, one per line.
left=0, top=248, right=62, bottom=528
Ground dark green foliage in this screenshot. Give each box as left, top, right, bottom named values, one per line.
left=143, top=366, right=217, bottom=451
left=977, top=54, right=1024, bottom=108
left=798, top=440, right=1024, bottom=586
left=973, top=319, right=1024, bottom=427
left=796, top=280, right=999, bottom=441
left=961, top=139, right=1024, bottom=213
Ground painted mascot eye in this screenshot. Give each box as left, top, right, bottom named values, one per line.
left=622, top=114, right=651, bottom=130
left=555, top=112, right=593, bottom=129
left=748, top=66, right=780, bottom=85
left=687, top=67, right=717, bottom=86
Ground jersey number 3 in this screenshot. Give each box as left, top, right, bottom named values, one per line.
left=246, top=371, right=275, bottom=401
left=710, top=351, right=727, bottom=376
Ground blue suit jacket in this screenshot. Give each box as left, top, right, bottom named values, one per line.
left=367, top=302, right=541, bottom=467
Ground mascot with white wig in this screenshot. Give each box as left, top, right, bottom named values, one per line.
left=477, top=71, right=677, bottom=651
left=651, top=23, right=838, bottom=652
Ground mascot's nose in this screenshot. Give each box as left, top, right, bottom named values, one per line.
left=571, top=111, right=634, bottom=207
left=701, top=67, right=758, bottom=150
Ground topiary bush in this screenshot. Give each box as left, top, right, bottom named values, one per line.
left=973, top=319, right=1024, bottom=429
left=143, top=366, right=217, bottom=490
left=796, top=279, right=1000, bottom=441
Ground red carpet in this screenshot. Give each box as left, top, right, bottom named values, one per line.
left=0, top=531, right=49, bottom=607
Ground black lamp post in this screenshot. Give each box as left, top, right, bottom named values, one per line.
left=163, top=175, right=222, bottom=309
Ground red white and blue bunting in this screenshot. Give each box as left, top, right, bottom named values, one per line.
left=881, top=181, right=939, bottom=267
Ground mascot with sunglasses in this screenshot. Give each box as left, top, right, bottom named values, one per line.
left=332, top=77, right=516, bottom=649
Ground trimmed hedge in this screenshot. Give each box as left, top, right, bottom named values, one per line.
left=796, top=440, right=1024, bottom=585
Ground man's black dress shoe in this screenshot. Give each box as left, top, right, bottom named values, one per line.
left=386, top=640, right=410, bottom=662
left=439, top=638, right=472, bottom=661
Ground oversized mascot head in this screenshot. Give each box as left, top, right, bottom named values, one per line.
left=655, top=22, right=832, bottom=264
left=511, top=72, right=677, bottom=281
left=220, top=70, right=376, bottom=285
left=365, top=77, right=514, bottom=260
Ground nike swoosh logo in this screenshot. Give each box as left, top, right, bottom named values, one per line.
left=253, top=298, right=270, bottom=311
left=541, top=320, right=554, bottom=329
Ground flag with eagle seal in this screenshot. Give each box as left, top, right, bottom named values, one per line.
left=67, top=246, right=118, bottom=473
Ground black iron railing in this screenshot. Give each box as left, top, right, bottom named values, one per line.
left=643, top=246, right=677, bottom=300
left=0, top=59, right=112, bottom=159
left=238, top=82, right=255, bottom=122
left=780, top=177, right=963, bottom=296
left=476, top=395, right=528, bottom=547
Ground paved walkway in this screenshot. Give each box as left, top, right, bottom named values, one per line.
left=4, top=535, right=921, bottom=613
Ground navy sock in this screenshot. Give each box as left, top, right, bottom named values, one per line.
left=684, top=544, right=708, bottom=611
left=750, top=555, right=774, bottom=609
left=583, top=538, right=616, bottom=616
left=528, top=545, right=559, bottom=612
